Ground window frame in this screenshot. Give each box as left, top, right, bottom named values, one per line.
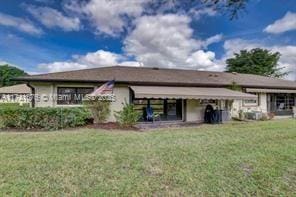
left=243, top=93, right=260, bottom=107
left=57, top=87, right=94, bottom=105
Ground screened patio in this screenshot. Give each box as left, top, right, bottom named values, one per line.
left=130, top=86, right=257, bottom=122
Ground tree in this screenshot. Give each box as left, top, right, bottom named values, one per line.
left=0, top=64, right=28, bottom=87
left=148, top=0, right=248, bottom=20
left=203, top=0, right=248, bottom=19
left=226, top=48, right=287, bottom=78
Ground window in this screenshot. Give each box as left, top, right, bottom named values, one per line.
left=268, top=93, right=295, bottom=115
left=57, top=87, right=94, bottom=105
left=275, top=94, right=295, bottom=111
left=243, top=93, right=259, bottom=106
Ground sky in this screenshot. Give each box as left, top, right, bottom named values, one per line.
left=0, top=0, right=295, bottom=80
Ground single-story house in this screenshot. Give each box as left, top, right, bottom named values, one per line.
left=0, top=84, right=31, bottom=105
left=15, top=66, right=296, bottom=122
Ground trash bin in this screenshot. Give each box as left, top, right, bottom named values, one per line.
left=204, top=105, right=214, bottom=123
left=213, top=109, right=222, bottom=123
left=221, top=110, right=231, bottom=122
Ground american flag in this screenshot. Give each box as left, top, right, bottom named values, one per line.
left=89, top=80, right=115, bottom=96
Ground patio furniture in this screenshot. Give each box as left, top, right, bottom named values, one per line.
left=245, top=111, right=263, bottom=120
left=146, top=106, right=153, bottom=121
left=146, top=106, right=161, bottom=122
left=278, top=103, right=285, bottom=111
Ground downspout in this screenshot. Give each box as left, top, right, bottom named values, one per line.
left=27, top=83, right=35, bottom=108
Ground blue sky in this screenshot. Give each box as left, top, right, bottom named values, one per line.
left=0, top=0, right=295, bottom=80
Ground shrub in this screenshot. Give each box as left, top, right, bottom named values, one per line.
left=260, top=113, right=269, bottom=121
left=84, top=100, right=110, bottom=123
left=238, top=110, right=245, bottom=120
left=0, top=103, right=30, bottom=109
left=115, top=102, right=140, bottom=127
left=268, top=112, right=275, bottom=120
left=0, top=107, right=91, bottom=130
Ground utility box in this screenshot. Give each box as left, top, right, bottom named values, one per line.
left=221, top=110, right=231, bottom=122
left=245, top=111, right=263, bottom=120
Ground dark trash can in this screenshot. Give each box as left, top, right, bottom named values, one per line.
left=204, top=105, right=224, bottom=124
left=213, top=109, right=222, bottom=123
left=204, top=105, right=214, bottom=124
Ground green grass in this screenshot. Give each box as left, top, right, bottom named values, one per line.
left=0, top=120, right=295, bottom=196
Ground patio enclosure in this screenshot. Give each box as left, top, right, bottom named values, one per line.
left=267, top=93, right=296, bottom=115
left=130, top=86, right=257, bottom=122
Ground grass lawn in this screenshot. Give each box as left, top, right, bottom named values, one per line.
left=0, top=120, right=295, bottom=196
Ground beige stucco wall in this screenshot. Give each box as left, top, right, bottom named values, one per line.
left=0, top=94, right=30, bottom=105
left=30, top=82, right=130, bottom=122
left=108, top=86, right=130, bottom=122
left=32, top=83, right=55, bottom=107
left=231, top=93, right=268, bottom=118
left=185, top=100, right=230, bottom=122
left=186, top=100, right=204, bottom=122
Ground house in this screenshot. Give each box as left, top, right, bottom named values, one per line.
left=0, top=84, right=31, bottom=105
left=15, top=66, right=296, bottom=122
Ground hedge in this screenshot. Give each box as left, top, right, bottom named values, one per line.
left=0, top=103, right=30, bottom=108
left=0, top=107, right=92, bottom=130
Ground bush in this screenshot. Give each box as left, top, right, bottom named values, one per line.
left=84, top=100, right=110, bottom=123
left=260, top=113, right=269, bottom=121
left=115, top=102, right=140, bottom=127
left=268, top=112, right=275, bottom=120
left=0, top=103, right=30, bottom=109
left=0, top=107, right=91, bottom=130
left=238, top=110, right=245, bottom=120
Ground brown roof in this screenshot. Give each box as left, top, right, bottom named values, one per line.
left=0, top=84, right=31, bottom=94
left=16, top=66, right=296, bottom=89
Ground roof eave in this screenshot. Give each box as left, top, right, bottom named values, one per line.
left=13, top=78, right=296, bottom=90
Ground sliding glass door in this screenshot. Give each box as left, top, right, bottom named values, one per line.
left=267, top=93, right=295, bottom=115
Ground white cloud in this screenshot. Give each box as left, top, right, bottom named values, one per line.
left=223, top=39, right=261, bottom=58
left=0, top=60, right=9, bottom=65
left=189, top=8, right=217, bottom=20
left=38, top=50, right=141, bottom=72
left=202, top=34, right=223, bottom=49
left=118, top=61, right=144, bottom=67
left=38, top=61, right=87, bottom=73
left=0, top=12, right=42, bottom=35
left=74, top=50, right=122, bottom=66
left=186, top=50, right=220, bottom=71
left=124, top=14, right=222, bottom=70
left=37, top=11, right=223, bottom=72
left=65, top=0, right=148, bottom=36
left=264, top=12, right=296, bottom=34
left=223, top=39, right=296, bottom=80
left=26, top=5, right=80, bottom=31
left=63, top=0, right=218, bottom=36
